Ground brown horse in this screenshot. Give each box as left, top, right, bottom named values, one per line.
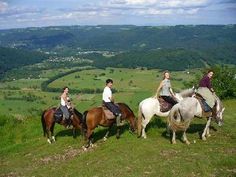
left=41, top=107, right=83, bottom=143
left=83, top=103, right=136, bottom=148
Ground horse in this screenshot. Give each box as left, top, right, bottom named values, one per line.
left=41, top=107, right=83, bottom=144
left=167, top=95, right=225, bottom=144
left=137, top=88, right=195, bottom=138
left=83, top=103, right=136, bottom=148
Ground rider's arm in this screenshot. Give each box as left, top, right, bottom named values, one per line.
left=155, top=81, right=163, bottom=97
left=170, top=87, right=176, bottom=97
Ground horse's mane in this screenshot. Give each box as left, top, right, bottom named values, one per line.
left=73, top=108, right=83, bottom=122
left=118, top=102, right=134, bottom=114
left=178, top=88, right=195, bottom=98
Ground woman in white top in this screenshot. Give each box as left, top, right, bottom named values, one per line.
left=102, top=79, right=122, bottom=126
left=60, top=87, right=71, bottom=125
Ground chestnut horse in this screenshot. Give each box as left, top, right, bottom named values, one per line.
left=83, top=103, right=136, bottom=148
left=41, top=107, right=83, bottom=143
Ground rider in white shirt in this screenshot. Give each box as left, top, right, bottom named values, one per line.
left=102, top=79, right=122, bottom=126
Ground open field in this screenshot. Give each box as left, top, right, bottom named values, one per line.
left=0, top=67, right=235, bottom=177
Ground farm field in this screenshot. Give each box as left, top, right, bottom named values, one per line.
left=0, top=67, right=235, bottom=177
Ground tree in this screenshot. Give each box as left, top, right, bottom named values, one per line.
left=185, top=66, right=236, bottom=99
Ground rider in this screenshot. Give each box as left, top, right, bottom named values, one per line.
left=155, top=71, right=178, bottom=105
left=60, top=86, right=72, bottom=127
left=197, top=70, right=216, bottom=112
left=102, top=79, right=122, bottom=127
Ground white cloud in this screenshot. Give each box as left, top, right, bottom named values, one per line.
left=159, top=0, right=209, bottom=8
left=0, top=1, right=8, bottom=13
left=110, top=0, right=209, bottom=7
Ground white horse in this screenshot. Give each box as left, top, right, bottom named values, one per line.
left=137, top=88, right=195, bottom=138
left=168, top=95, right=225, bottom=144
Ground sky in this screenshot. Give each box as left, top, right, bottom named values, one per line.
left=0, top=0, right=236, bottom=29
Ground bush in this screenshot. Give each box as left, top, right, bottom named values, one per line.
left=185, top=65, right=236, bottom=99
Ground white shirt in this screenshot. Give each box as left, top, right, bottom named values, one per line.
left=61, top=96, right=70, bottom=106
left=61, top=97, right=66, bottom=106
left=103, top=86, right=112, bottom=102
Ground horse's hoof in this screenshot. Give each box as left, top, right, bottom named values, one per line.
left=47, top=139, right=52, bottom=144
left=206, top=134, right=211, bottom=137
left=116, top=135, right=120, bottom=139
left=202, top=136, right=207, bottom=141
left=103, top=137, right=107, bottom=141
left=172, top=140, right=176, bottom=144
left=52, top=136, right=56, bottom=142
left=185, top=141, right=190, bottom=145
left=82, top=146, right=88, bottom=151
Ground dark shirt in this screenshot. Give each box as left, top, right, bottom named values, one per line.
left=199, top=75, right=212, bottom=89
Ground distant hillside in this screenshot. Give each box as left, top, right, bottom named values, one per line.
left=0, top=47, right=47, bottom=77
left=0, top=25, right=235, bottom=51
left=0, top=25, right=235, bottom=71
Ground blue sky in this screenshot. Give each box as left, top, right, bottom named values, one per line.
left=0, top=0, right=235, bottom=29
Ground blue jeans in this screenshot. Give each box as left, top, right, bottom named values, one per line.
left=103, top=101, right=121, bottom=116
left=60, top=105, right=70, bottom=119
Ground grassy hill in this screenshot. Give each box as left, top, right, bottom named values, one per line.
left=0, top=67, right=235, bottom=176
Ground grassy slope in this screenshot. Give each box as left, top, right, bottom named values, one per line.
left=0, top=68, right=235, bottom=177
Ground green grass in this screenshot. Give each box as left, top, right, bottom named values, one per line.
left=0, top=68, right=235, bottom=177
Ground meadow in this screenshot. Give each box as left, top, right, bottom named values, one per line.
left=0, top=67, right=235, bottom=177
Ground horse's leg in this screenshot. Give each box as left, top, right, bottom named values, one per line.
left=46, top=131, right=51, bottom=144
left=206, top=118, right=211, bottom=137
left=116, top=126, right=121, bottom=139
left=84, top=129, right=93, bottom=148
left=72, top=127, right=76, bottom=138
left=45, top=125, right=52, bottom=144
left=103, top=126, right=112, bottom=141
left=141, top=114, right=151, bottom=139
left=50, top=122, right=56, bottom=142
left=202, top=117, right=211, bottom=141
left=172, top=131, right=176, bottom=144
left=182, top=131, right=190, bottom=145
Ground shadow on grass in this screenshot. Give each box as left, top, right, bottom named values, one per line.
left=145, top=117, right=167, bottom=132
left=91, top=123, right=135, bottom=143
left=161, top=122, right=218, bottom=143
left=55, top=128, right=82, bottom=139
left=55, top=121, right=135, bottom=144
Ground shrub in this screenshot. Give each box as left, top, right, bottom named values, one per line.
left=185, top=65, right=236, bottom=99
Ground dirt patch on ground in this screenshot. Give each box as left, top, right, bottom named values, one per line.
left=39, top=145, right=97, bottom=164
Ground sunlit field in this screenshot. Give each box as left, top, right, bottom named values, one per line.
left=0, top=67, right=235, bottom=177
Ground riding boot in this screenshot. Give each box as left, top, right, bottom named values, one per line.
left=66, top=118, right=72, bottom=128
left=116, top=114, right=123, bottom=127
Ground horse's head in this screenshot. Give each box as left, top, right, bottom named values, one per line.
left=118, top=103, right=136, bottom=133
left=213, top=96, right=225, bottom=126
left=175, top=87, right=196, bottom=102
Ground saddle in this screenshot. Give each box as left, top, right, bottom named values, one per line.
left=54, top=108, right=63, bottom=123
left=53, top=107, right=73, bottom=123
left=102, top=106, right=116, bottom=120
left=194, top=93, right=212, bottom=117
left=158, top=97, right=173, bottom=112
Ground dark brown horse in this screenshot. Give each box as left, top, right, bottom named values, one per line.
left=83, top=103, right=136, bottom=148
left=41, top=107, right=83, bottom=143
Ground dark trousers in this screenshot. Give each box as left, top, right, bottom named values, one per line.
left=103, top=101, right=121, bottom=116
left=161, top=96, right=178, bottom=105
left=60, top=105, right=70, bottom=119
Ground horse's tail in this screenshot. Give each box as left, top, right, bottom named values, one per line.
left=82, top=111, right=88, bottom=136
left=137, top=103, right=143, bottom=137
left=41, top=110, right=47, bottom=137
left=167, top=104, right=190, bottom=132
